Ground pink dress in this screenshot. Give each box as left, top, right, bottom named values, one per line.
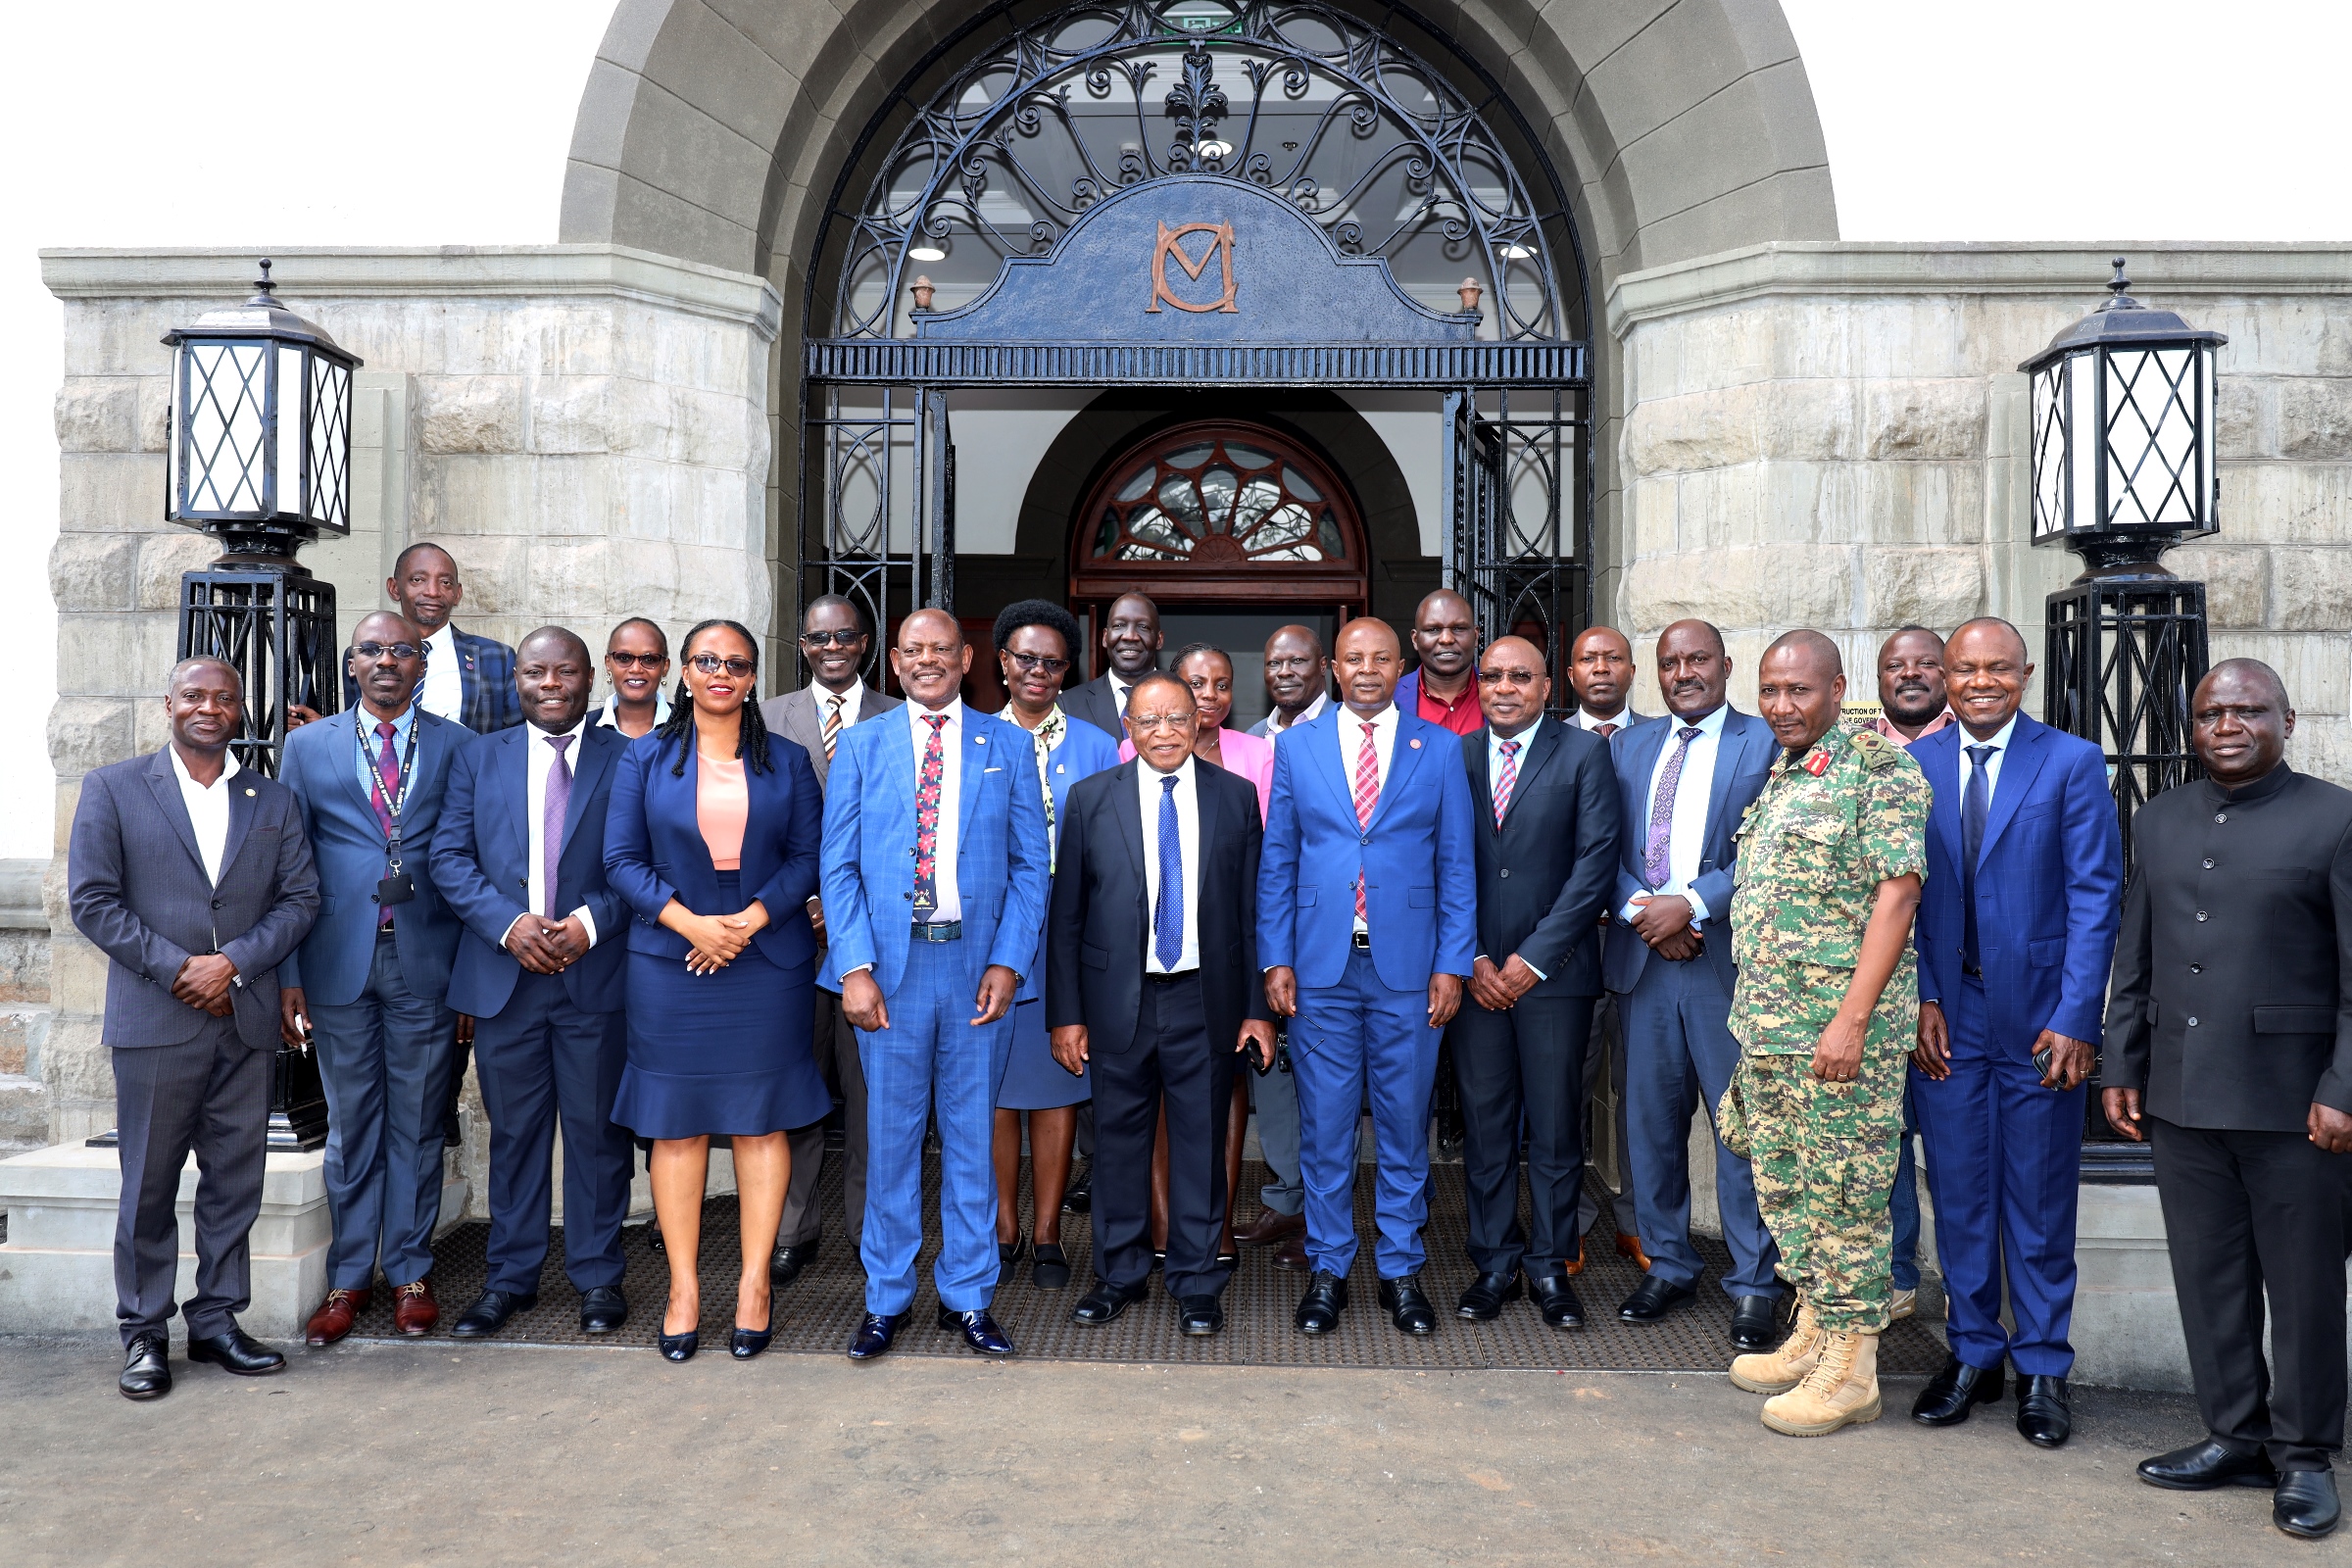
left=1119, top=727, right=1275, bottom=822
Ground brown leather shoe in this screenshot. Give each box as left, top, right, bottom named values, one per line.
left=391, top=1278, right=439, bottom=1337
left=1235, top=1207, right=1305, bottom=1248
left=1274, top=1233, right=1309, bottom=1271
left=305, top=1288, right=370, bottom=1347
left=1561, top=1242, right=1586, bottom=1277
left=1615, top=1232, right=1652, bottom=1273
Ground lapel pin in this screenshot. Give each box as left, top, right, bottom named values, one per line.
left=244, top=787, right=256, bottom=797
left=1409, top=737, right=1422, bottom=750
left=975, top=734, right=986, bottom=745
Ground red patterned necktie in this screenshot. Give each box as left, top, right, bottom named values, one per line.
left=1597, top=721, right=1619, bottom=739
left=1352, top=720, right=1380, bottom=920
left=1493, top=738, right=1520, bottom=827
left=912, top=713, right=948, bottom=918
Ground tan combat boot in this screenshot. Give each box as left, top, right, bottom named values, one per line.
left=1729, top=1299, right=1821, bottom=1394
left=1760, top=1328, right=1883, bottom=1437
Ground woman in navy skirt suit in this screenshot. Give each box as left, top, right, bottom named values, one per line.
left=605, top=618, right=826, bottom=1362
left=988, top=601, right=1119, bottom=1290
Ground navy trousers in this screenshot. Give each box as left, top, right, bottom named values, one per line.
left=855, top=939, right=1012, bottom=1316
left=311, top=931, right=457, bottom=1290
left=470, top=969, right=631, bottom=1296
left=1912, top=975, right=2086, bottom=1377
left=1621, top=953, right=1780, bottom=1298
left=1449, top=993, right=1592, bottom=1277
left=1890, top=1084, right=1922, bottom=1293
left=1091, top=971, right=1235, bottom=1298
left=1291, top=945, right=1441, bottom=1279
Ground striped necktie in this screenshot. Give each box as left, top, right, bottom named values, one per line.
left=821, top=693, right=846, bottom=760
left=1352, top=720, right=1380, bottom=919
left=1493, top=738, right=1520, bottom=827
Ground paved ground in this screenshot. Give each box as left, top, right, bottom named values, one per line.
left=1, top=1336, right=2339, bottom=1567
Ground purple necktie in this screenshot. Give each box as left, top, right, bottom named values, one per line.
left=1642, top=726, right=1703, bottom=889
left=543, top=734, right=573, bottom=918
left=368, top=721, right=401, bottom=839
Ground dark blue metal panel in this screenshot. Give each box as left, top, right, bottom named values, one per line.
left=803, top=338, right=1586, bottom=387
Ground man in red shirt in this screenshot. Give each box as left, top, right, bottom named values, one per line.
left=1396, top=590, right=1484, bottom=737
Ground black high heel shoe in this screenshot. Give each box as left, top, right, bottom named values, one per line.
left=659, top=1326, right=699, bottom=1362
left=731, top=1300, right=776, bottom=1360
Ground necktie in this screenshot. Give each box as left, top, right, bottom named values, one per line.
left=1493, top=739, right=1521, bottom=827
left=912, top=713, right=948, bottom=919
left=1154, top=774, right=1184, bottom=970
left=1643, top=726, right=1703, bottom=889
left=1961, top=744, right=1994, bottom=972
left=1352, top=720, right=1380, bottom=920
left=542, top=734, right=573, bottom=918
left=368, top=721, right=401, bottom=839
left=1597, top=721, right=1619, bottom=739
left=822, top=695, right=845, bottom=761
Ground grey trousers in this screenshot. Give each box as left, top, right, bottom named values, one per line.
left=779, top=984, right=868, bottom=1249
left=112, top=1014, right=269, bottom=1346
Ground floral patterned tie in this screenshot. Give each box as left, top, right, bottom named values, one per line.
left=912, top=713, right=948, bottom=918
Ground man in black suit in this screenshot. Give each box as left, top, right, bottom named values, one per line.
left=2106, top=658, right=2352, bottom=1541
left=1447, top=636, right=1620, bottom=1328
left=68, top=658, right=319, bottom=1399
left=1049, top=673, right=1276, bottom=1335
left=1060, top=590, right=1163, bottom=740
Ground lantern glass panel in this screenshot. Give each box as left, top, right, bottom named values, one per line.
left=2199, top=344, right=2218, bottom=522
left=183, top=341, right=269, bottom=514
left=274, top=345, right=304, bottom=516
left=2031, top=362, right=2068, bottom=538
left=2103, top=346, right=2202, bottom=527
left=2067, top=350, right=2098, bottom=534
left=309, top=356, right=351, bottom=531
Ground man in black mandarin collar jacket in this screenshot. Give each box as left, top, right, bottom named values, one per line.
left=2104, top=659, right=2352, bottom=1540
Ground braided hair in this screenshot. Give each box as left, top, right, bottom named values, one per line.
left=655, top=617, right=775, bottom=776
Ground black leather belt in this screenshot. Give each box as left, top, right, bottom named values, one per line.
left=1351, top=930, right=1372, bottom=949
left=911, top=920, right=962, bottom=942
left=1146, top=968, right=1200, bottom=985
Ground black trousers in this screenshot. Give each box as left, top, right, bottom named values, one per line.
left=111, top=1016, right=269, bottom=1347
left=2152, top=1114, right=2352, bottom=1471
left=1090, top=972, right=1235, bottom=1298
left=1448, top=992, right=1593, bottom=1277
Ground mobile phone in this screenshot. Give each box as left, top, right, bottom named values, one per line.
left=2033, top=1046, right=2055, bottom=1082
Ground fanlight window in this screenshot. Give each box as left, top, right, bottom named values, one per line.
left=1091, top=428, right=1348, bottom=564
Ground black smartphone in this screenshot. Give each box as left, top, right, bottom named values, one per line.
left=2034, top=1046, right=2055, bottom=1082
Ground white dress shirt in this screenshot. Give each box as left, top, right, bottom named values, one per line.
left=596, top=691, right=671, bottom=730
left=504, top=718, right=599, bottom=950
left=1336, top=702, right=1401, bottom=935
left=1137, top=754, right=1202, bottom=974
left=908, top=698, right=963, bottom=924
left=1623, top=703, right=1728, bottom=927
left=1572, top=707, right=1633, bottom=735
left=1480, top=718, right=1549, bottom=980
left=1263, top=689, right=1330, bottom=736
left=418, top=623, right=465, bottom=722
left=169, top=745, right=242, bottom=886
left=1955, top=712, right=2019, bottom=817
left=814, top=681, right=865, bottom=732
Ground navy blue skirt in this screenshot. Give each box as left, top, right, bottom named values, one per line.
left=997, top=997, right=1090, bottom=1111
left=611, top=871, right=831, bottom=1140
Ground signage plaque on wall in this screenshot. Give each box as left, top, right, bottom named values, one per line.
left=1147, top=220, right=1239, bottom=314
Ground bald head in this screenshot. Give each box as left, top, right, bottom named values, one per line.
left=1334, top=616, right=1404, bottom=716
left=1477, top=635, right=1550, bottom=736
left=518, top=624, right=592, bottom=666
left=2199, top=657, right=2289, bottom=710
left=892, top=606, right=972, bottom=710
left=167, top=656, right=241, bottom=697
left=164, top=656, right=245, bottom=769
left=1762, top=629, right=1843, bottom=679
left=1756, top=630, right=1847, bottom=754
left=516, top=625, right=595, bottom=734
left=1946, top=617, right=2034, bottom=740
left=2193, top=658, right=2294, bottom=788
left=1568, top=624, right=1635, bottom=719
left=1948, top=616, right=2029, bottom=665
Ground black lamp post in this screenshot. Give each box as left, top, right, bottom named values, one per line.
left=165, top=259, right=359, bottom=1151
left=2025, top=257, right=2226, bottom=1180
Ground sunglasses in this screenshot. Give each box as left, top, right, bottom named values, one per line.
left=689, top=654, right=757, bottom=676
left=1004, top=651, right=1070, bottom=675
left=801, top=630, right=866, bottom=649
left=607, top=651, right=668, bottom=669
left=354, top=641, right=424, bottom=662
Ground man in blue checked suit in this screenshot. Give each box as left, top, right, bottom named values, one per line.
left=820, top=609, right=1051, bottom=1361
left=1908, top=617, right=2121, bottom=1447
left=1259, top=617, right=1476, bottom=1339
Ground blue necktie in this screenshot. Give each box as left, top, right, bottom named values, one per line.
left=1961, top=744, right=1993, bottom=972
left=1154, top=774, right=1184, bottom=971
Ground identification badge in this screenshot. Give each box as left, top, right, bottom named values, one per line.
left=376, top=871, right=416, bottom=906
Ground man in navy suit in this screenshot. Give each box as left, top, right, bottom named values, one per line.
left=820, top=609, right=1052, bottom=1360
left=1604, top=618, right=1785, bottom=1349
left=430, top=627, right=634, bottom=1340
left=1909, top=617, right=2122, bottom=1447
left=279, top=612, right=471, bottom=1345
left=1260, top=617, right=1476, bottom=1338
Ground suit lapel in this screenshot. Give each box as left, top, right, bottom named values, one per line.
left=1702, top=712, right=1754, bottom=848
left=218, top=768, right=256, bottom=881
left=1112, top=760, right=1148, bottom=894
left=1370, top=716, right=1426, bottom=830
left=561, top=725, right=614, bottom=851
left=1467, top=730, right=1494, bottom=836
left=1916, top=730, right=1962, bottom=858
left=1978, top=715, right=2051, bottom=862
left=332, top=710, right=382, bottom=832
left=143, top=750, right=206, bottom=876
left=959, top=713, right=990, bottom=838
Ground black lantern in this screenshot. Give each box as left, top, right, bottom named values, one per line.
left=2026, top=260, right=2226, bottom=1182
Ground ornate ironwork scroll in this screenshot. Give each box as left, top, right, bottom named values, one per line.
left=1445, top=389, right=1592, bottom=714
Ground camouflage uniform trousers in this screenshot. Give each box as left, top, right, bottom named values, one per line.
left=1723, top=965, right=1911, bottom=1335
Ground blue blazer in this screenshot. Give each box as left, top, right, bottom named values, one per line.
left=603, top=731, right=824, bottom=972
left=1257, top=706, right=1477, bottom=992
left=1017, top=715, right=1122, bottom=1004
left=278, top=706, right=471, bottom=1007
left=817, top=706, right=1053, bottom=998
left=1600, top=707, right=1777, bottom=997
left=431, top=721, right=631, bottom=1018
left=1913, top=712, right=2122, bottom=1047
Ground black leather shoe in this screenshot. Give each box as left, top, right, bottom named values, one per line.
left=1032, top=1242, right=1073, bottom=1291
left=119, top=1334, right=171, bottom=1401
left=1063, top=1161, right=1093, bottom=1214
left=1528, top=1272, right=1586, bottom=1330
left=1912, top=1355, right=2005, bottom=1426
left=1296, top=1270, right=1349, bottom=1334
left=770, top=1234, right=819, bottom=1288
left=185, top=1327, right=286, bottom=1376
left=2136, top=1440, right=2278, bottom=1491
left=1617, top=1275, right=1696, bottom=1323
left=1379, top=1274, right=1437, bottom=1336
left=1455, top=1270, right=1524, bottom=1321
left=579, top=1286, right=627, bottom=1336
left=1072, top=1280, right=1149, bottom=1326
left=450, top=1290, right=539, bottom=1339
left=1178, top=1295, right=1225, bottom=1336
left=937, top=1307, right=1016, bottom=1356
left=730, top=1302, right=776, bottom=1360
left=2276, top=1471, right=2342, bottom=1540
left=847, top=1311, right=906, bottom=1361
left=1729, top=1295, right=1781, bottom=1350
left=2016, top=1374, right=2072, bottom=1447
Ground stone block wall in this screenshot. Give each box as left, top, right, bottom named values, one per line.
left=1605, top=242, right=2352, bottom=779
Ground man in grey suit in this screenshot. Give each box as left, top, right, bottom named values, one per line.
left=759, top=592, right=901, bottom=1283
left=1060, top=591, right=1163, bottom=740
left=69, top=658, right=319, bottom=1399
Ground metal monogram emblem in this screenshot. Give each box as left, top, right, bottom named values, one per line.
left=1147, top=221, right=1239, bottom=314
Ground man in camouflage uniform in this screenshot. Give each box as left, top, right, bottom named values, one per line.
left=1718, top=630, right=1931, bottom=1437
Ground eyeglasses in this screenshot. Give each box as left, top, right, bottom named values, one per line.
left=689, top=654, right=757, bottom=676
left=801, top=629, right=865, bottom=649
left=1129, top=712, right=1195, bottom=731
left=354, top=641, right=424, bottom=662
left=1004, top=652, right=1069, bottom=675
left=1477, top=668, right=1542, bottom=684
left=607, top=651, right=668, bottom=669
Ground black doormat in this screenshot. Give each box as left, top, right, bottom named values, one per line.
left=345, top=1156, right=1948, bottom=1372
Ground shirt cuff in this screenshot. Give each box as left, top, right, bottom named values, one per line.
left=1517, top=956, right=1548, bottom=982
left=500, top=912, right=534, bottom=950
left=571, top=906, right=598, bottom=948
left=844, top=961, right=876, bottom=978
left=1684, top=889, right=1710, bottom=925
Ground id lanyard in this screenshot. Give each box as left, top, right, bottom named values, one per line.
left=361, top=715, right=422, bottom=877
